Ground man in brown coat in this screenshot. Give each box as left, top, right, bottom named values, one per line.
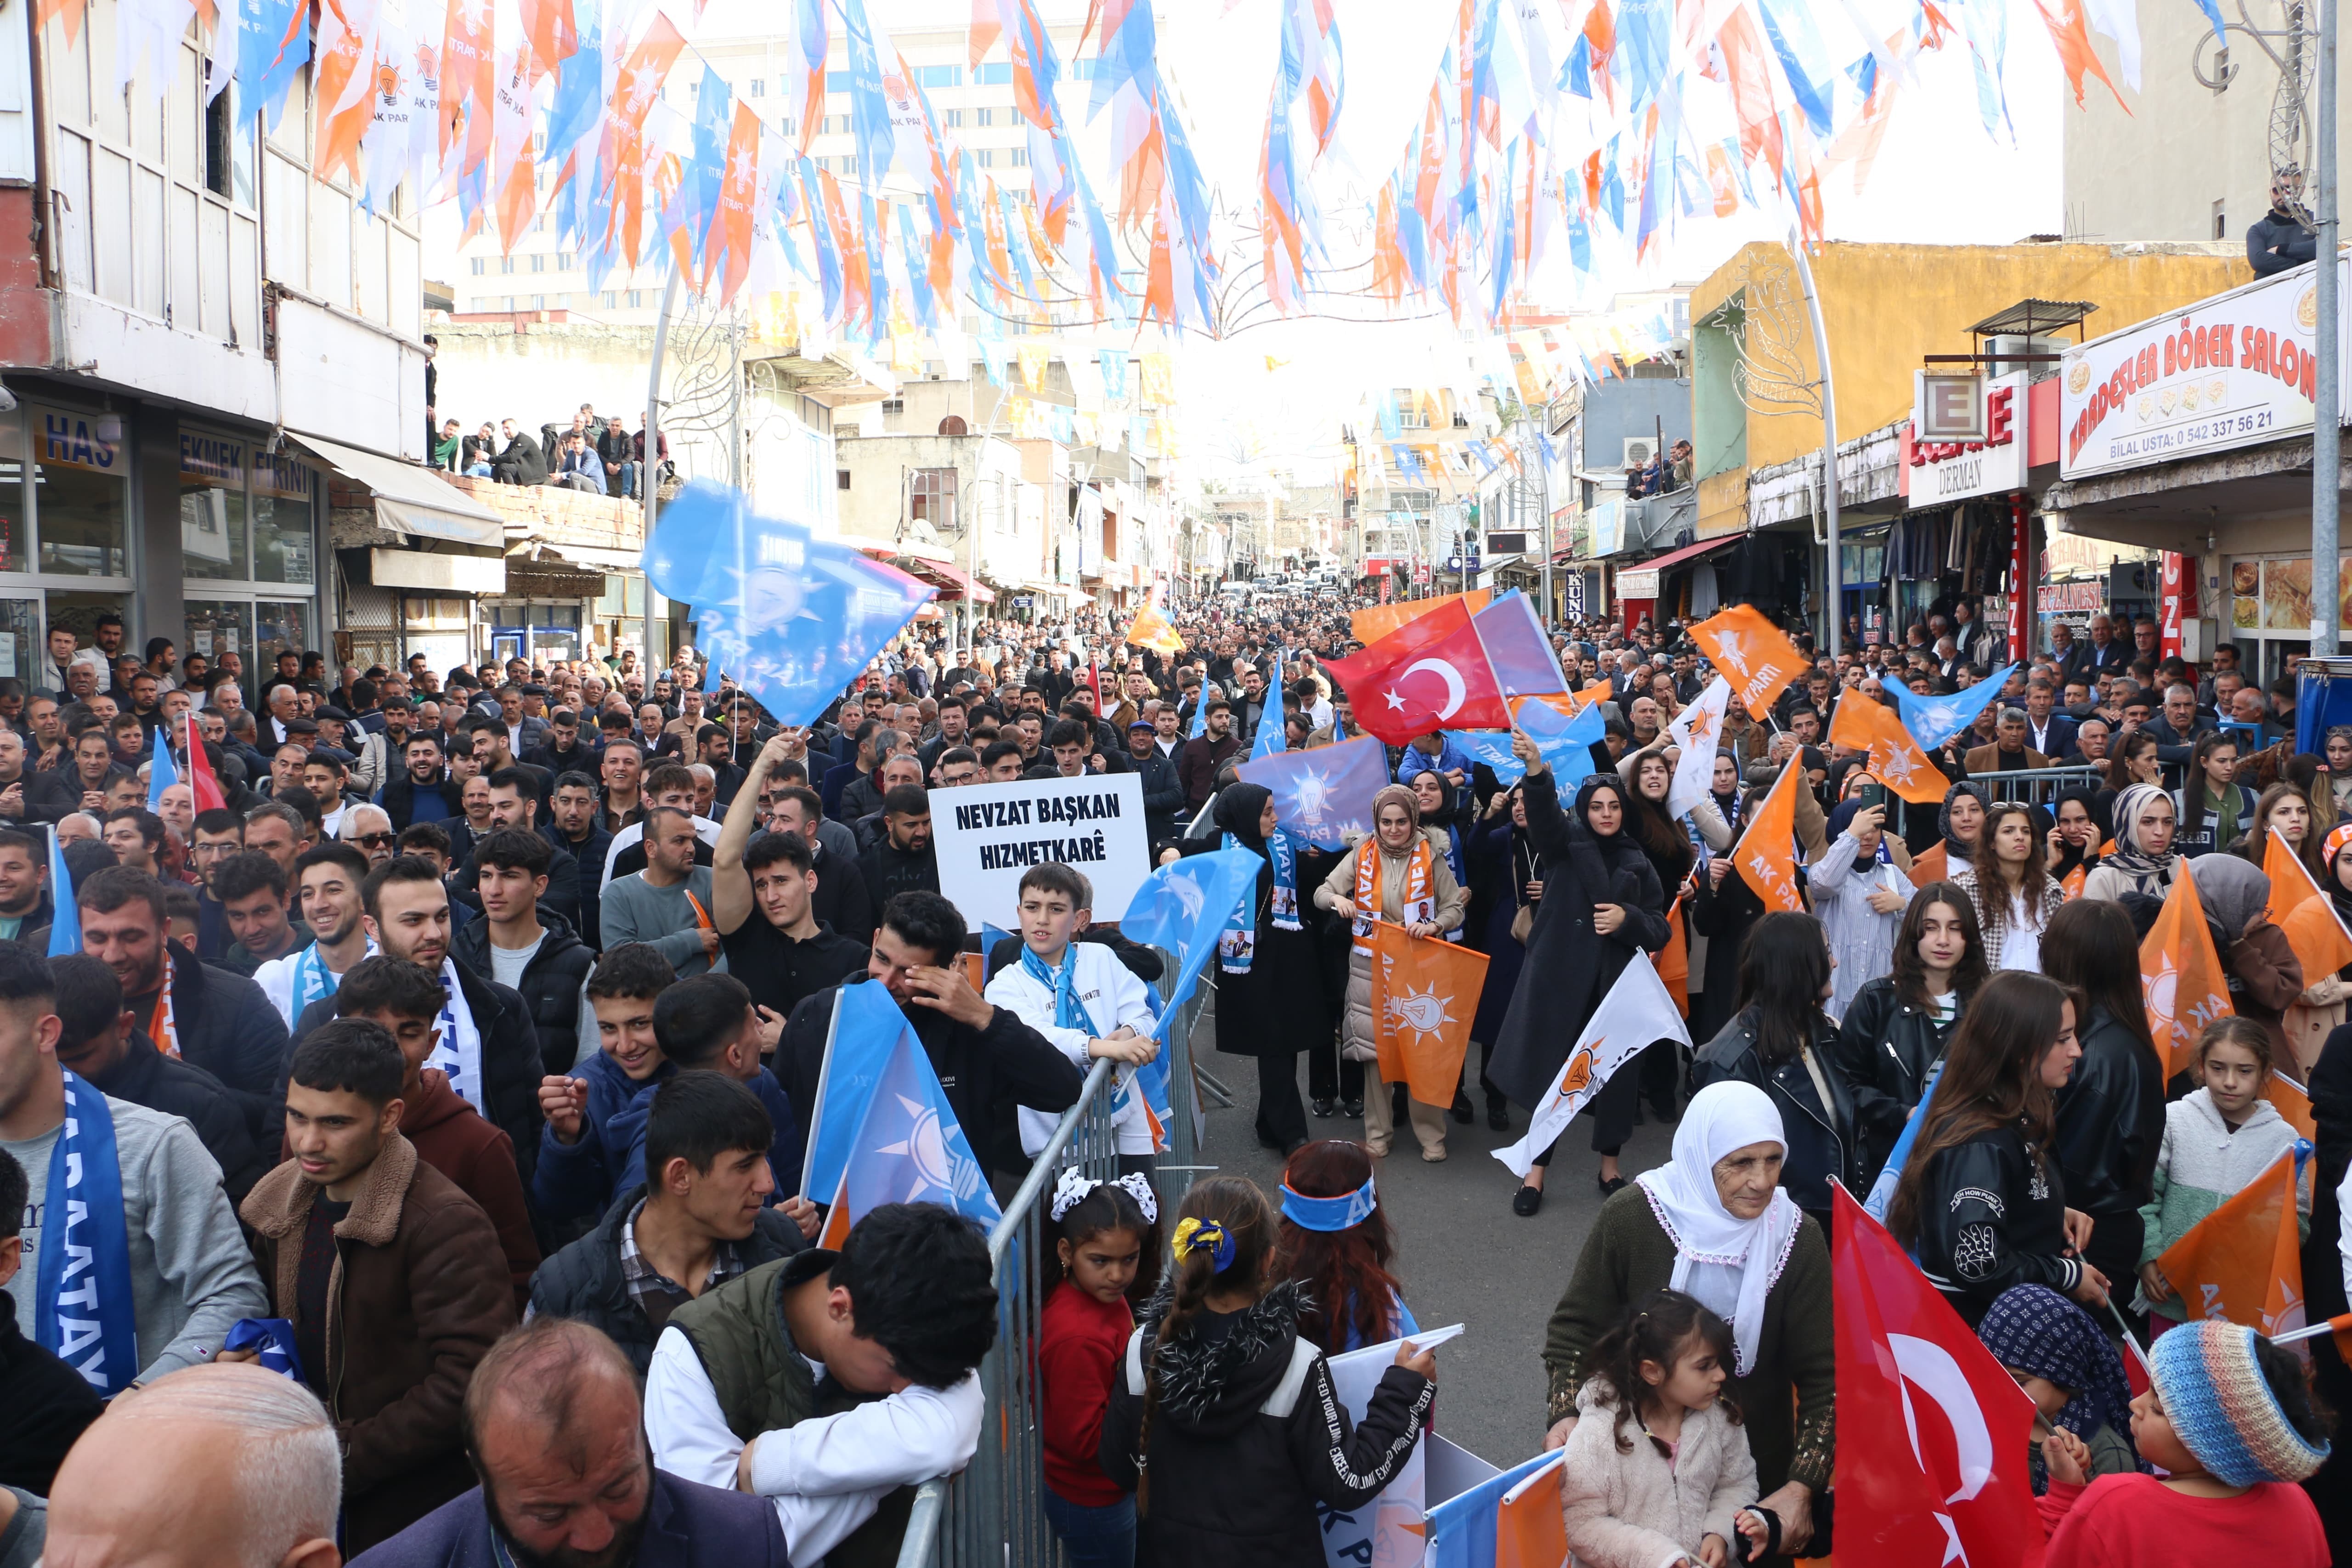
left=234, top=1019, right=515, bottom=1553
left=1960, top=707, right=2051, bottom=776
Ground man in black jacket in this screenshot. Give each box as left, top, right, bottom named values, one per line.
left=28, top=729, right=131, bottom=825
left=451, top=828, right=598, bottom=1073
left=778, top=890, right=1084, bottom=1182
left=74, top=866, right=289, bottom=1141
left=856, top=785, right=938, bottom=909
left=51, top=953, right=268, bottom=1203
left=715, top=737, right=871, bottom=1025
left=545, top=771, right=613, bottom=954
left=1125, top=719, right=1185, bottom=845
left=284, top=855, right=547, bottom=1182
left=526, top=1071, right=809, bottom=1373
left=0, top=1148, right=102, bottom=1496
left=489, top=419, right=548, bottom=485
left=2248, top=170, right=2320, bottom=276
left=449, top=767, right=582, bottom=934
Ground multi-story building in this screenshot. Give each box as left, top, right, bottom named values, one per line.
left=0, top=0, right=501, bottom=681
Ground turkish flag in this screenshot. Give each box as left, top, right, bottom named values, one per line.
left=1325, top=598, right=1512, bottom=745
left=1732, top=758, right=1807, bottom=914
left=2140, top=864, right=2234, bottom=1078
left=1833, top=1185, right=2046, bottom=1568
left=183, top=715, right=226, bottom=814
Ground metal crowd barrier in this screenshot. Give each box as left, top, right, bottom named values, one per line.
left=1890, top=762, right=2103, bottom=839
left=895, top=945, right=1216, bottom=1568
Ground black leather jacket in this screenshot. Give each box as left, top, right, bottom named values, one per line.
left=1692, top=1008, right=1863, bottom=1215
left=1910, top=1119, right=2081, bottom=1326
left=1833, top=975, right=1967, bottom=1181
left=2054, top=1006, right=2165, bottom=1218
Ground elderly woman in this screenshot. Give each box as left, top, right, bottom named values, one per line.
left=1540, top=1081, right=1834, bottom=1556
left=1314, top=783, right=1467, bottom=1161
left=1487, top=732, right=1669, bottom=1214
left=2080, top=782, right=2182, bottom=903
left=1810, top=798, right=1913, bottom=1019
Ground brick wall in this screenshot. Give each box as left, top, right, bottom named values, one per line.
left=446, top=474, right=644, bottom=554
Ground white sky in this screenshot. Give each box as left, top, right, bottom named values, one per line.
left=492, top=0, right=2074, bottom=483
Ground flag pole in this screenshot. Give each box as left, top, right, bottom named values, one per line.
left=2271, top=1311, right=2352, bottom=1346
left=2103, top=1296, right=2152, bottom=1366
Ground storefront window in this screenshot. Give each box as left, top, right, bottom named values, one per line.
left=184, top=599, right=255, bottom=670
left=0, top=416, right=26, bottom=575
left=251, top=450, right=317, bottom=586
left=180, top=429, right=250, bottom=581
left=0, top=598, right=37, bottom=687
left=257, top=600, right=312, bottom=670
left=32, top=409, right=130, bottom=577
left=45, top=592, right=131, bottom=654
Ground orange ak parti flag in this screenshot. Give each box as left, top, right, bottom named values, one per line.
left=1826, top=693, right=1946, bottom=806
left=1733, top=759, right=1807, bottom=915
left=1493, top=1452, right=1570, bottom=1568
left=1688, top=604, right=1806, bottom=720
left=2261, top=833, right=2352, bottom=985
left=2157, top=1150, right=2307, bottom=1340
left=1350, top=588, right=1490, bottom=646
left=2140, top=862, right=2235, bottom=1079
left=1370, top=923, right=1489, bottom=1107
left=1657, top=895, right=1690, bottom=1017
left=2265, top=1072, right=2318, bottom=1141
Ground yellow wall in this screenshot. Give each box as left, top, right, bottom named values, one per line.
left=1688, top=240, right=2250, bottom=537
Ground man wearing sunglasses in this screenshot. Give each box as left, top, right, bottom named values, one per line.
left=340, top=803, right=400, bottom=869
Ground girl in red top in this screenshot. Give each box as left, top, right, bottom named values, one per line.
left=2041, top=1318, right=2331, bottom=1566
left=1039, top=1169, right=1162, bottom=1568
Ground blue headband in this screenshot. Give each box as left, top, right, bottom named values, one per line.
left=1280, top=1175, right=1378, bottom=1233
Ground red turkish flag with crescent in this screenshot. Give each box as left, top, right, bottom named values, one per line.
left=1833, top=1186, right=2046, bottom=1568
left=183, top=716, right=226, bottom=814
left=1325, top=597, right=1512, bottom=745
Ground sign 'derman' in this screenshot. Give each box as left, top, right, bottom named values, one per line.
left=932, top=773, right=1151, bottom=931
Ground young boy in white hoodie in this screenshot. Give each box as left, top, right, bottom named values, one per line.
left=982, top=864, right=1163, bottom=1176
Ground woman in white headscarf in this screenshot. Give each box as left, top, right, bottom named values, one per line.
left=1538, top=1081, right=1835, bottom=1557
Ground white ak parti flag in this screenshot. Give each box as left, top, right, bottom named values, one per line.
left=1664, top=676, right=1732, bottom=820
left=1492, top=951, right=1691, bottom=1179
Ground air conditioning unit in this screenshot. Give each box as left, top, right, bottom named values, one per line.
left=1622, top=437, right=1656, bottom=467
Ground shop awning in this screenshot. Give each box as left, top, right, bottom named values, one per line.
left=904, top=558, right=996, bottom=604
left=292, top=434, right=503, bottom=548
left=1615, top=535, right=1736, bottom=599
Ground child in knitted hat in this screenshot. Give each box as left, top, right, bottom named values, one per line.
left=2041, top=1319, right=2331, bottom=1566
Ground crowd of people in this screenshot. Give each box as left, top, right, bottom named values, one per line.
left=0, top=583, right=2341, bottom=1568
left=430, top=400, right=674, bottom=500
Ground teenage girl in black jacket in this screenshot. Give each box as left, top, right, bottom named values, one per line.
left=1888, top=971, right=2111, bottom=1328
left=1832, top=882, right=1988, bottom=1186
left=1100, top=1176, right=1435, bottom=1567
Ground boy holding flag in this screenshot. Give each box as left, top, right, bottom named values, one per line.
left=982, top=863, right=1163, bottom=1174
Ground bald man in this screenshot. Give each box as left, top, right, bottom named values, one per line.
left=347, top=1318, right=787, bottom=1568
left=45, top=1361, right=342, bottom=1568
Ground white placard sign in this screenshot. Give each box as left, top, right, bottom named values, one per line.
left=932, top=773, right=1150, bottom=932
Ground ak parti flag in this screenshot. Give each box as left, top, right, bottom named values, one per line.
left=2141, top=864, right=2235, bottom=1078
left=2264, top=1071, right=2317, bottom=1140
left=1371, top=923, right=1489, bottom=1107
left=1733, top=759, right=1807, bottom=914
left=1350, top=587, right=1489, bottom=646
left=1657, top=896, right=1690, bottom=1017
left=2157, top=1150, right=2305, bottom=1339
left=1125, top=597, right=1184, bottom=655
left=1688, top=604, right=1805, bottom=720
left=1493, top=1451, right=1569, bottom=1568
left=1832, top=1185, right=2046, bottom=1568
left=2261, top=833, right=2352, bottom=987
left=1326, top=597, right=1513, bottom=745
left=1827, top=691, right=1947, bottom=806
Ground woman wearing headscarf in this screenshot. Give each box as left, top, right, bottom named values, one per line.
left=1975, top=1284, right=2140, bottom=1494
left=1811, top=797, right=1914, bottom=1019
left=2184, top=853, right=2304, bottom=1074
left=2047, top=783, right=2110, bottom=901
left=1907, top=780, right=1989, bottom=887
left=2080, top=782, right=2182, bottom=904
left=1623, top=747, right=1698, bottom=1121
left=1465, top=781, right=1541, bottom=1133
left=2321, top=725, right=2352, bottom=822
left=1539, top=1082, right=1834, bottom=1557
left=1169, top=782, right=1332, bottom=1155
left=1314, top=783, right=1467, bottom=1161
left=1487, top=733, right=1669, bottom=1215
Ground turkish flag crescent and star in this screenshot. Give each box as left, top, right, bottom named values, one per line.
left=1833, top=1185, right=2046, bottom=1568
left=1326, top=597, right=1513, bottom=745
left=183, top=715, right=227, bottom=813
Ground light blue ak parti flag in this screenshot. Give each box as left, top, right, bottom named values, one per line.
left=146, top=725, right=179, bottom=812
left=641, top=480, right=936, bottom=731
left=1471, top=591, right=1569, bottom=698
left=1188, top=685, right=1213, bottom=740
left=801, top=980, right=923, bottom=1204
left=1423, top=1449, right=1564, bottom=1568
left=1890, top=663, right=2018, bottom=751
left=1864, top=1060, right=1943, bottom=1222
left=1120, top=847, right=1263, bottom=1054
left=828, top=998, right=1001, bottom=1237
left=1238, top=734, right=1387, bottom=850
left=1448, top=696, right=1606, bottom=788
left=46, top=825, right=79, bottom=959
left=1250, top=692, right=1288, bottom=760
